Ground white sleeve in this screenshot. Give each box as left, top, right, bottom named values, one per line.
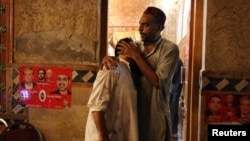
left=87, top=67, right=119, bottom=112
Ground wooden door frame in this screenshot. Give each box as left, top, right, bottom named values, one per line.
left=100, top=0, right=204, bottom=141
left=99, top=0, right=108, bottom=61
left=186, top=0, right=203, bottom=141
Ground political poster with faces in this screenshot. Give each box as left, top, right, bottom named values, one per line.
left=205, top=92, right=250, bottom=124
left=18, top=66, right=72, bottom=109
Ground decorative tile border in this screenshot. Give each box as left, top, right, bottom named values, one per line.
left=72, top=70, right=97, bottom=83
left=201, top=77, right=250, bottom=92
left=12, top=68, right=97, bottom=84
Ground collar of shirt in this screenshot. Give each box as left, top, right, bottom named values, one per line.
left=119, top=58, right=130, bottom=71
left=144, top=37, right=163, bottom=56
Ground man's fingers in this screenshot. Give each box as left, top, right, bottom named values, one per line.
left=100, top=56, right=118, bottom=70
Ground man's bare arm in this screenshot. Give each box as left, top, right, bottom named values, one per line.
left=92, top=111, right=110, bottom=141
left=118, top=41, right=160, bottom=88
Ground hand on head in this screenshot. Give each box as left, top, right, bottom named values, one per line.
left=101, top=38, right=139, bottom=70
left=117, top=40, right=139, bottom=59
left=100, top=56, right=119, bottom=70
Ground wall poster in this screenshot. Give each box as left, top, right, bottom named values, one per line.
left=18, top=66, right=72, bottom=109
left=205, top=92, right=250, bottom=124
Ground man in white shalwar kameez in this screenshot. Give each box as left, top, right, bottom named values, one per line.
left=85, top=38, right=139, bottom=141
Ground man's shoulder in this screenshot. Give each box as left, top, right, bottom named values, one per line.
left=96, top=66, right=121, bottom=81
left=98, top=65, right=121, bottom=73
left=161, top=38, right=178, bottom=47
left=158, top=38, right=179, bottom=54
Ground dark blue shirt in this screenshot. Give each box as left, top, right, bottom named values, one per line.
left=169, top=58, right=183, bottom=93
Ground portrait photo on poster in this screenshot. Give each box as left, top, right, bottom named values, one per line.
left=205, top=92, right=250, bottom=125
left=18, top=66, right=72, bottom=109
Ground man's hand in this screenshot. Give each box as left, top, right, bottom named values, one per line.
left=100, top=56, right=119, bottom=70
left=117, top=40, right=140, bottom=60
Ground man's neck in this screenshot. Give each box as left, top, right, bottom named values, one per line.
left=145, top=44, right=155, bottom=53
left=144, top=36, right=161, bottom=45
left=144, top=36, right=162, bottom=52
left=60, top=90, right=68, bottom=94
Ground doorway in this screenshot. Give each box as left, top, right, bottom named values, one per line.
left=107, top=0, right=190, bottom=141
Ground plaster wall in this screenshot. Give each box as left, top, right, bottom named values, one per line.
left=7, top=0, right=99, bottom=141
left=205, top=0, right=250, bottom=74
left=201, top=0, right=250, bottom=140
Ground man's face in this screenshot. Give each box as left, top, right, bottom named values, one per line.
left=56, top=75, right=70, bottom=91
left=38, top=70, right=45, bottom=80
left=24, top=69, right=34, bottom=83
left=138, top=14, right=160, bottom=42
left=46, top=70, right=53, bottom=79
left=208, top=97, right=222, bottom=112
left=240, top=99, right=250, bottom=115
left=226, top=95, right=234, bottom=103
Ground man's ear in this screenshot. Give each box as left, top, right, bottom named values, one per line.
left=158, top=24, right=164, bottom=31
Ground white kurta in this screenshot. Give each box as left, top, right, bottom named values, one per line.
left=85, top=59, right=138, bottom=141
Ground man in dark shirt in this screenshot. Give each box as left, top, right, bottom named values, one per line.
left=169, top=58, right=183, bottom=139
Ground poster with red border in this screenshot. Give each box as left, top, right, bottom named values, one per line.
left=18, top=66, right=72, bottom=109
left=205, top=92, right=250, bottom=124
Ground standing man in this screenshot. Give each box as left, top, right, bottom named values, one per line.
left=169, top=58, right=183, bottom=139
left=102, top=6, right=179, bottom=141
left=85, top=38, right=139, bottom=141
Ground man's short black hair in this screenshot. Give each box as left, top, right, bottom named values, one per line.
left=115, top=37, right=133, bottom=57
